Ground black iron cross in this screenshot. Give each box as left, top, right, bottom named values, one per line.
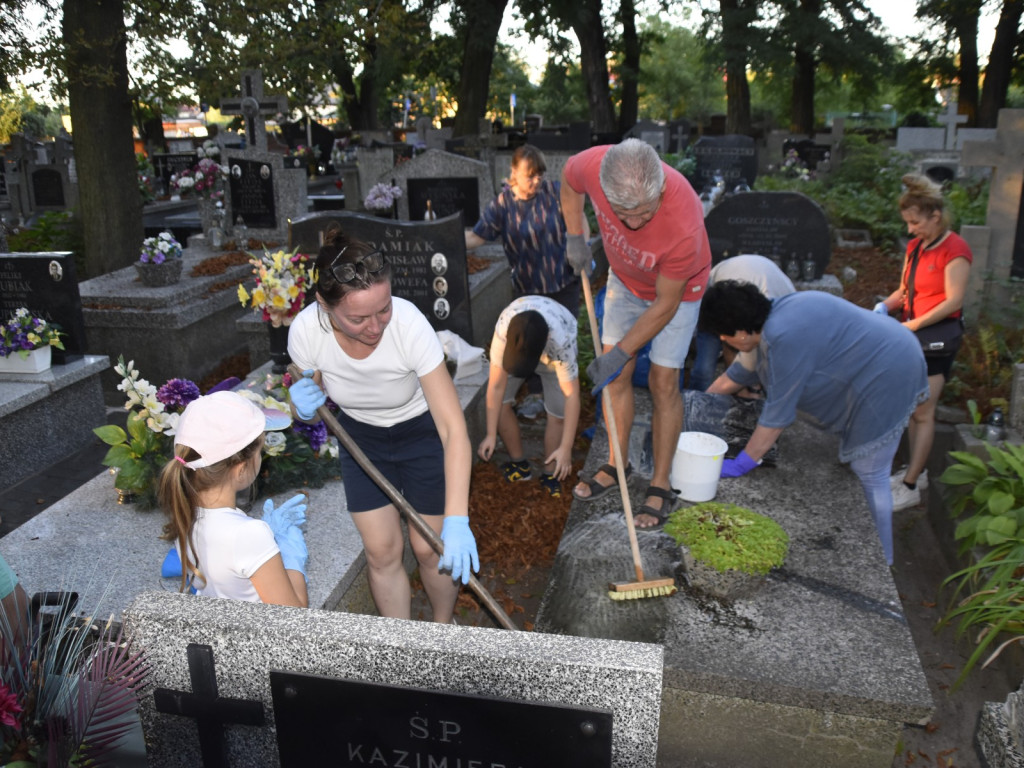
left=220, top=69, right=288, bottom=154
left=154, top=643, right=265, bottom=768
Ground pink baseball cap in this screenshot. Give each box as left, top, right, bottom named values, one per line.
left=175, top=391, right=279, bottom=469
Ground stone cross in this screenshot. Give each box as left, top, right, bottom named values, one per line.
left=220, top=69, right=288, bottom=154
left=672, top=123, right=688, bottom=153
left=962, top=110, right=1024, bottom=284
left=153, top=643, right=265, bottom=768
left=937, top=101, right=968, bottom=151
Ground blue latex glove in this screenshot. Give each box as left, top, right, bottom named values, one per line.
left=276, top=524, right=308, bottom=580
left=289, top=369, right=327, bottom=420
left=565, top=234, right=591, bottom=275
left=438, top=516, right=480, bottom=585
left=262, top=494, right=307, bottom=536
left=720, top=450, right=760, bottom=478
left=586, top=344, right=631, bottom=396
left=872, top=301, right=889, bottom=315
left=161, top=547, right=182, bottom=578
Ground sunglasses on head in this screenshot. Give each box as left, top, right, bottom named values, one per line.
left=328, top=246, right=387, bottom=284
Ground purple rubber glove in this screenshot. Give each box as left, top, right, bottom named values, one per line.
left=586, top=344, right=631, bottom=396
left=438, top=516, right=480, bottom=585
left=721, top=450, right=760, bottom=478
left=262, top=494, right=308, bottom=536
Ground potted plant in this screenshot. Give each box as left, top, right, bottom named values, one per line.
left=664, top=501, right=789, bottom=601
left=135, top=231, right=184, bottom=287
left=237, top=248, right=315, bottom=372
left=363, top=181, right=402, bottom=217
left=0, top=590, right=151, bottom=766
left=0, top=308, right=64, bottom=374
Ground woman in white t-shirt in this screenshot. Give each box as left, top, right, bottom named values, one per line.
left=287, top=228, right=479, bottom=623
left=159, top=391, right=309, bottom=607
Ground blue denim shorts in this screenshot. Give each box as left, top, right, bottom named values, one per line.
left=601, top=271, right=701, bottom=369
left=336, top=409, right=445, bottom=515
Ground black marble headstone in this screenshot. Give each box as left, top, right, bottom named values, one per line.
left=703, top=191, right=831, bottom=278
left=406, top=177, right=479, bottom=224
left=270, top=670, right=613, bottom=768
left=288, top=211, right=472, bottom=340
left=152, top=152, right=198, bottom=190
left=668, top=118, right=692, bottom=154
left=31, top=168, right=65, bottom=208
left=693, top=135, right=758, bottom=189
left=227, top=156, right=277, bottom=229
left=0, top=252, right=86, bottom=363
left=1011, top=175, right=1024, bottom=280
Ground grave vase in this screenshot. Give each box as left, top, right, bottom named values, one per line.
left=196, top=197, right=218, bottom=237
left=0, top=344, right=52, bottom=374
left=135, top=258, right=183, bottom=287
left=267, top=321, right=291, bottom=374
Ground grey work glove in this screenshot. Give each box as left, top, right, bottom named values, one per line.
left=586, top=344, right=631, bottom=396
left=565, top=234, right=591, bottom=275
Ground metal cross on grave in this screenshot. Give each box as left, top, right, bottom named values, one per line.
left=153, top=643, right=265, bottom=767
left=220, top=69, right=288, bottom=154
left=937, top=101, right=968, bottom=151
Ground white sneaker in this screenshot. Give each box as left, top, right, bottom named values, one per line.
left=891, top=481, right=922, bottom=512
left=890, top=468, right=928, bottom=492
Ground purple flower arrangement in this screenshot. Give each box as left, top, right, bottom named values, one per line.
left=138, top=231, right=183, bottom=265
left=363, top=182, right=402, bottom=212
left=157, top=378, right=202, bottom=409
left=0, top=307, right=64, bottom=359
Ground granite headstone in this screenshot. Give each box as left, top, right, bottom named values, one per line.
left=227, top=157, right=277, bottom=230
left=152, top=152, right=199, bottom=193
left=703, top=191, right=831, bottom=279
left=0, top=251, right=86, bottom=363
left=288, top=211, right=473, bottom=341
left=693, top=134, right=758, bottom=189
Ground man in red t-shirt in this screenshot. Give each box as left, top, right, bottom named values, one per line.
left=561, top=139, right=711, bottom=529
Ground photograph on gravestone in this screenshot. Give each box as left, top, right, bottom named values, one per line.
left=0, top=252, right=86, bottom=363
left=693, top=135, right=758, bottom=188
left=228, top=156, right=277, bottom=230
left=406, top=177, right=480, bottom=224
left=270, top=671, right=613, bottom=768
left=703, top=191, right=832, bottom=279
left=30, top=167, right=65, bottom=208
left=289, top=211, right=473, bottom=341
left=1013, top=175, right=1024, bottom=280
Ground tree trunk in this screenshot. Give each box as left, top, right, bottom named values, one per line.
left=790, top=45, right=816, bottom=134
left=573, top=0, right=616, bottom=134
left=978, top=0, right=1023, bottom=127
left=62, top=0, right=143, bottom=277
left=616, top=0, right=640, bottom=136
left=452, top=0, right=509, bottom=138
left=955, top=11, right=981, bottom=125
left=721, top=0, right=752, bottom=135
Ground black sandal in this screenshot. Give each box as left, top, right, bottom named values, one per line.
left=634, top=486, right=677, bottom=531
left=573, top=463, right=633, bottom=502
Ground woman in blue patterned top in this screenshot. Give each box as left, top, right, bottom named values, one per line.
left=465, top=144, right=581, bottom=317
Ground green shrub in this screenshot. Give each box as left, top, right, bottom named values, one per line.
left=7, top=210, right=86, bottom=276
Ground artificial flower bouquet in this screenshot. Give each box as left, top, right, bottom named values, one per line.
left=138, top=231, right=183, bottom=265
left=363, top=181, right=402, bottom=212
left=237, top=247, right=315, bottom=327
left=171, top=143, right=227, bottom=200
left=0, top=307, right=64, bottom=359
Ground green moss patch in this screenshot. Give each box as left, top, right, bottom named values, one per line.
left=664, top=502, right=789, bottom=575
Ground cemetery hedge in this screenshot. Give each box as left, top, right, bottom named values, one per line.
left=7, top=210, right=86, bottom=276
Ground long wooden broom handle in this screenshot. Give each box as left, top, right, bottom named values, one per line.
left=286, top=364, right=519, bottom=631
left=580, top=272, right=647, bottom=583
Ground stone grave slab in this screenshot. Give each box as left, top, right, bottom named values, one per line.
left=896, top=128, right=945, bottom=154
left=223, top=151, right=306, bottom=244
left=386, top=148, right=492, bottom=224
left=288, top=211, right=474, bottom=342
left=703, top=191, right=831, bottom=279
left=124, top=590, right=662, bottom=767
left=526, top=121, right=592, bottom=153
left=667, top=119, right=692, bottom=154
left=536, top=402, right=933, bottom=767
left=0, top=251, right=87, bottom=363
left=625, top=119, right=669, bottom=154
left=693, top=134, right=758, bottom=189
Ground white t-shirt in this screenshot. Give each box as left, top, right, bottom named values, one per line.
left=708, top=254, right=796, bottom=298
left=489, top=295, right=579, bottom=385
left=191, top=507, right=279, bottom=602
left=288, top=296, right=445, bottom=427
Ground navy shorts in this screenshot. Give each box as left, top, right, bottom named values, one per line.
left=336, top=409, right=446, bottom=515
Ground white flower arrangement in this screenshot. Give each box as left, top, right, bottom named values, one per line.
left=138, top=231, right=183, bottom=265
left=363, top=182, right=402, bottom=212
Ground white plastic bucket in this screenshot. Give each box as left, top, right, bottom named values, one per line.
left=670, top=431, right=729, bottom=502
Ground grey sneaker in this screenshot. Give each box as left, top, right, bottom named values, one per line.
left=890, top=468, right=928, bottom=491
left=891, top=481, right=922, bottom=512
left=516, top=394, right=545, bottom=420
